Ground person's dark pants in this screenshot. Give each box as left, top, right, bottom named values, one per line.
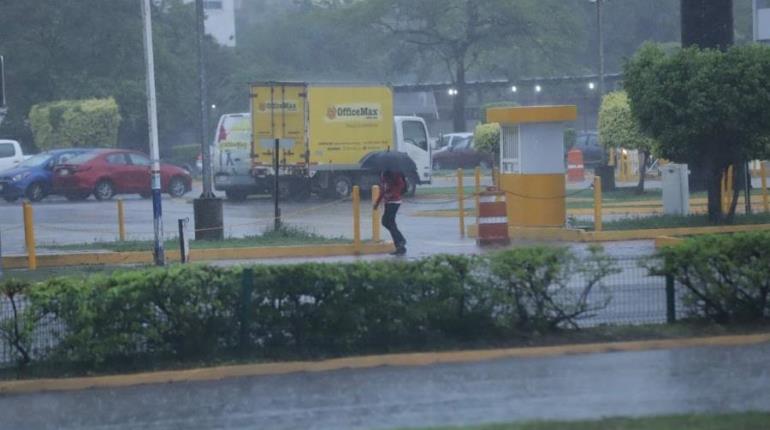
left=382, top=203, right=406, bottom=248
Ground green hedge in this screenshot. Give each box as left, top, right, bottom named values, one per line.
left=28, top=98, right=121, bottom=150
left=652, top=232, right=770, bottom=323
left=1, top=247, right=617, bottom=371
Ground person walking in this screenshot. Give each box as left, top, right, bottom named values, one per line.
left=374, top=170, right=407, bottom=255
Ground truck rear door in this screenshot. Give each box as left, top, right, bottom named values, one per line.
left=250, top=84, right=307, bottom=171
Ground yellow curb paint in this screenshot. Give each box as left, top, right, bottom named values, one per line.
left=654, top=236, right=684, bottom=248
left=1, top=243, right=395, bottom=270
left=2, top=333, right=768, bottom=395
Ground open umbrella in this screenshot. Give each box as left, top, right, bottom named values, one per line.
left=359, top=150, right=417, bottom=174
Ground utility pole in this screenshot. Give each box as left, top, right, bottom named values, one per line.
left=192, top=0, right=224, bottom=241
left=590, top=0, right=606, bottom=96
left=140, top=0, right=165, bottom=266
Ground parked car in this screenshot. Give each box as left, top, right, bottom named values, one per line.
left=53, top=149, right=192, bottom=201
left=0, top=139, right=26, bottom=173
left=573, top=131, right=605, bottom=169
left=0, top=148, right=94, bottom=202
left=433, top=132, right=472, bottom=152
left=431, top=134, right=493, bottom=170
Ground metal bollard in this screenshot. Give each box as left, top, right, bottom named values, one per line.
left=457, top=168, right=465, bottom=237
left=593, top=176, right=603, bottom=232
left=178, top=217, right=190, bottom=263
left=0, top=229, right=3, bottom=279
left=665, top=274, right=677, bottom=324
left=371, top=185, right=381, bottom=242
left=23, top=202, right=36, bottom=270
left=352, top=185, right=361, bottom=254
left=117, top=199, right=126, bottom=241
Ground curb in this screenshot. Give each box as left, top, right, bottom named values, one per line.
left=1, top=333, right=768, bottom=395
left=466, top=223, right=770, bottom=242
left=1, top=242, right=394, bottom=270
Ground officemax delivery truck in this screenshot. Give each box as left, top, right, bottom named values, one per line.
left=213, top=82, right=431, bottom=200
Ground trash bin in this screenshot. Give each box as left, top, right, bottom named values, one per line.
left=595, top=165, right=616, bottom=192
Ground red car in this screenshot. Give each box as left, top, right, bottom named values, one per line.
left=53, top=149, right=192, bottom=201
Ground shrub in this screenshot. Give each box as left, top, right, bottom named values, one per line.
left=473, top=123, right=500, bottom=158
left=651, top=232, right=770, bottom=323
left=14, top=247, right=618, bottom=371
left=28, top=98, right=121, bottom=150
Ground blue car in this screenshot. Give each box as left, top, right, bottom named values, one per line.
left=0, top=148, right=93, bottom=202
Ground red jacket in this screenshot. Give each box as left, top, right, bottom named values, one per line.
left=377, top=174, right=405, bottom=204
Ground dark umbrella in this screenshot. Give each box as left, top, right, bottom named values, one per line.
left=360, top=150, right=417, bottom=174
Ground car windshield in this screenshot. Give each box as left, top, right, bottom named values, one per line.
left=452, top=136, right=472, bottom=149
left=18, top=153, right=53, bottom=168
left=66, top=152, right=100, bottom=165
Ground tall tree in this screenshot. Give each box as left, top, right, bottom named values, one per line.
left=355, top=0, right=577, bottom=132
left=624, top=44, right=770, bottom=222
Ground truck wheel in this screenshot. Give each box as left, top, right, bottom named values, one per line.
left=225, top=190, right=248, bottom=201
left=332, top=175, right=352, bottom=199
left=404, top=174, right=418, bottom=197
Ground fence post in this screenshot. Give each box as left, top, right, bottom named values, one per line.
left=593, top=176, right=602, bottom=232
left=117, top=199, right=126, bottom=241
left=457, top=168, right=465, bottom=237
left=23, top=202, right=36, bottom=270
left=239, top=268, right=254, bottom=353
left=371, top=185, right=381, bottom=242
left=178, top=217, right=190, bottom=263
left=665, top=274, right=677, bottom=324
left=352, top=185, right=361, bottom=254
left=761, top=161, right=769, bottom=213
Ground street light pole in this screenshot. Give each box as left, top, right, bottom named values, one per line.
left=192, top=0, right=224, bottom=241
left=140, top=0, right=165, bottom=266
left=595, top=0, right=606, bottom=96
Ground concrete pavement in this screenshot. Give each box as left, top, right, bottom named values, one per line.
left=1, top=340, right=768, bottom=430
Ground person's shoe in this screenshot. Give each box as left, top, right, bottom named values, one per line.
left=390, top=246, right=407, bottom=256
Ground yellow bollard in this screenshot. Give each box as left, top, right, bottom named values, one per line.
left=474, top=167, right=481, bottom=230
left=23, top=202, right=37, bottom=270
left=457, top=168, right=465, bottom=237
left=352, top=185, right=361, bottom=254
left=593, top=176, right=602, bottom=232
left=117, top=199, right=126, bottom=241
left=371, top=185, right=381, bottom=242
left=761, top=161, right=769, bottom=213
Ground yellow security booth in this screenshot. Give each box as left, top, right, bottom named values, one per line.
left=486, top=105, right=577, bottom=228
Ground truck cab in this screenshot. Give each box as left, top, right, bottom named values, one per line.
left=393, top=116, right=431, bottom=185
left=0, top=140, right=24, bottom=173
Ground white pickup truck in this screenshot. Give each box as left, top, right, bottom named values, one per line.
left=0, top=140, right=25, bottom=173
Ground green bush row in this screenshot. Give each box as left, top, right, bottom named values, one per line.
left=1, top=247, right=617, bottom=370
left=652, top=231, right=770, bottom=324
left=28, top=98, right=121, bottom=150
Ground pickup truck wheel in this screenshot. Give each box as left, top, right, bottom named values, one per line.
left=25, top=182, right=46, bottom=202
left=94, top=180, right=115, bottom=201
left=332, top=175, right=352, bottom=199
left=225, top=190, right=248, bottom=201
left=432, top=160, right=443, bottom=170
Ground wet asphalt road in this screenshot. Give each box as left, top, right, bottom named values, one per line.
left=1, top=342, right=769, bottom=430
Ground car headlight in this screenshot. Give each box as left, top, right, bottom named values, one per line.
left=12, top=172, right=30, bottom=182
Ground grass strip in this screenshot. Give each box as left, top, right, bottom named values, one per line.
left=397, top=412, right=770, bottom=430
left=39, top=226, right=347, bottom=252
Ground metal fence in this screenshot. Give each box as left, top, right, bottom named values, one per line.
left=0, top=255, right=684, bottom=368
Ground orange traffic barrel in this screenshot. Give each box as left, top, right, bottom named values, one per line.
left=476, top=189, right=510, bottom=246
left=567, top=148, right=585, bottom=182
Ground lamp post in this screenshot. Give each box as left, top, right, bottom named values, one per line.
left=140, top=0, right=165, bottom=266
left=589, top=0, right=606, bottom=96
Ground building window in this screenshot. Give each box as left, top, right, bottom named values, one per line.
left=203, top=1, right=223, bottom=10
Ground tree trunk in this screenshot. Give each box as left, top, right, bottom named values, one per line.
left=706, top=163, right=723, bottom=223
left=636, top=150, right=649, bottom=194
left=452, top=62, right=467, bottom=132
left=680, top=0, right=734, bottom=50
